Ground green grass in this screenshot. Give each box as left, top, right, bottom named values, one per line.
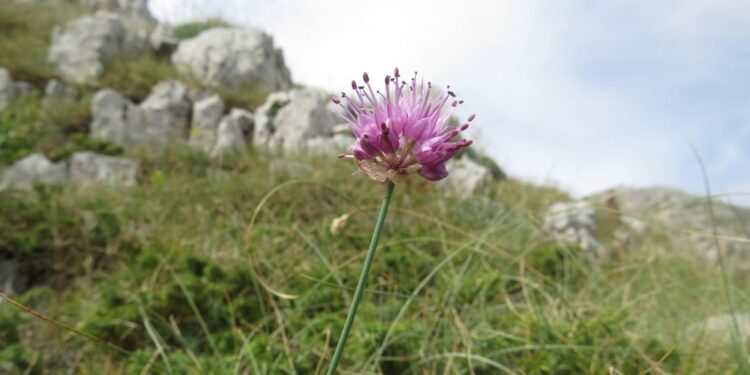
left=173, top=19, right=230, bottom=40
left=0, top=94, right=123, bottom=165
left=0, top=2, right=87, bottom=84
left=1, top=147, right=748, bottom=374
left=98, top=55, right=182, bottom=101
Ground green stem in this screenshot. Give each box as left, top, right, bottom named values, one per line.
left=326, top=180, right=395, bottom=375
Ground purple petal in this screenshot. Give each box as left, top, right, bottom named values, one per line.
left=420, top=162, right=449, bottom=181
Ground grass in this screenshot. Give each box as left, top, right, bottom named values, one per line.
left=173, top=19, right=230, bottom=40
left=0, top=2, right=87, bottom=84
left=0, top=147, right=748, bottom=374
left=97, top=55, right=182, bottom=102
left=0, top=93, right=124, bottom=165
left=0, top=2, right=748, bottom=374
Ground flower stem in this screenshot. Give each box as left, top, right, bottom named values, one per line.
left=326, top=180, right=395, bottom=375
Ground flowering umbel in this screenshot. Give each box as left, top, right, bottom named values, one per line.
left=332, top=68, right=474, bottom=182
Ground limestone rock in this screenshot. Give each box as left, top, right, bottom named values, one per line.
left=77, top=0, right=156, bottom=24
left=306, top=135, right=352, bottom=155
left=172, top=27, right=292, bottom=91
left=189, top=95, right=225, bottom=153
left=69, top=151, right=138, bottom=187
left=149, top=23, right=178, bottom=54
left=13, top=81, right=36, bottom=98
left=0, top=260, right=24, bottom=295
left=0, top=68, right=15, bottom=111
left=688, top=314, right=750, bottom=345
left=140, top=80, right=192, bottom=147
left=589, top=186, right=750, bottom=263
left=253, top=88, right=338, bottom=152
left=48, top=11, right=148, bottom=84
left=90, top=88, right=145, bottom=146
left=440, top=157, right=493, bottom=197
left=543, top=200, right=608, bottom=258
left=0, top=153, right=68, bottom=190
left=44, top=79, right=78, bottom=106
left=211, top=109, right=251, bottom=157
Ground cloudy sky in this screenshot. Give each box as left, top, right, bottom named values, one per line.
left=150, top=0, right=750, bottom=204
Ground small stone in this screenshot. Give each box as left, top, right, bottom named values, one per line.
left=440, top=157, right=493, bottom=197
left=211, top=112, right=248, bottom=157
left=69, top=151, right=138, bottom=187
left=189, top=95, right=225, bottom=153
left=543, top=200, right=608, bottom=259
left=0, top=153, right=68, bottom=190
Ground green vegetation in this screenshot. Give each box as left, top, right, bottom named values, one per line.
left=0, top=2, right=748, bottom=374
left=1, top=147, right=748, bottom=374
left=173, top=19, right=230, bottom=40
left=0, top=2, right=87, bottom=83
left=98, top=55, right=182, bottom=101
left=0, top=95, right=105, bottom=165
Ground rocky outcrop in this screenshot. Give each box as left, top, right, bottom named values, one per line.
left=688, top=314, right=750, bottom=345
left=0, top=152, right=139, bottom=190
left=43, top=79, right=78, bottom=106
left=0, top=260, right=24, bottom=295
left=13, top=81, right=36, bottom=98
left=89, top=88, right=144, bottom=146
left=90, top=82, right=191, bottom=149
left=69, top=151, right=138, bottom=187
left=0, top=68, right=16, bottom=111
left=149, top=23, right=178, bottom=55
left=543, top=200, right=608, bottom=258
left=253, top=88, right=338, bottom=152
left=211, top=109, right=251, bottom=157
left=77, top=0, right=156, bottom=24
left=172, top=27, right=292, bottom=92
left=139, top=80, right=192, bottom=146
left=440, top=157, right=493, bottom=197
left=0, top=154, right=68, bottom=190
left=189, top=95, right=225, bottom=153
left=48, top=11, right=148, bottom=84
left=590, top=187, right=750, bottom=263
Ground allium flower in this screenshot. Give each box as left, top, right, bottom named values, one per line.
left=332, top=68, right=474, bottom=182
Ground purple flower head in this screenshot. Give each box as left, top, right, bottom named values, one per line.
left=332, top=68, right=474, bottom=183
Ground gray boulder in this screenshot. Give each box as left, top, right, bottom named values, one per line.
left=0, top=260, right=24, bottom=295
left=69, top=151, right=138, bottom=187
left=590, top=186, right=750, bottom=263
left=189, top=95, right=225, bottom=153
left=543, top=200, right=608, bottom=258
left=140, top=80, right=192, bottom=146
left=44, top=79, right=78, bottom=106
left=0, top=153, right=68, bottom=190
left=0, top=68, right=15, bottom=111
left=149, top=23, right=178, bottom=54
left=688, top=314, right=750, bottom=345
left=90, top=88, right=145, bottom=146
left=211, top=109, right=252, bottom=157
left=13, top=81, right=36, bottom=99
left=48, top=11, right=148, bottom=84
left=172, top=27, right=292, bottom=91
left=77, top=0, right=156, bottom=24
left=306, top=135, right=353, bottom=155
left=91, top=82, right=191, bottom=149
left=253, top=88, right=338, bottom=152
left=440, top=157, right=493, bottom=197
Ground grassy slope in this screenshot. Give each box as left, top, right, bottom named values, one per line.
left=0, top=2, right=749, bottom=375
left=1, top=148, right=748, bottom=374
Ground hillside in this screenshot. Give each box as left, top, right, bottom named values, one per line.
left=1, top=1, right=749, bottom=374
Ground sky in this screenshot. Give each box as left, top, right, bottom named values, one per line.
left=150, top=0, right=750, bottom=204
